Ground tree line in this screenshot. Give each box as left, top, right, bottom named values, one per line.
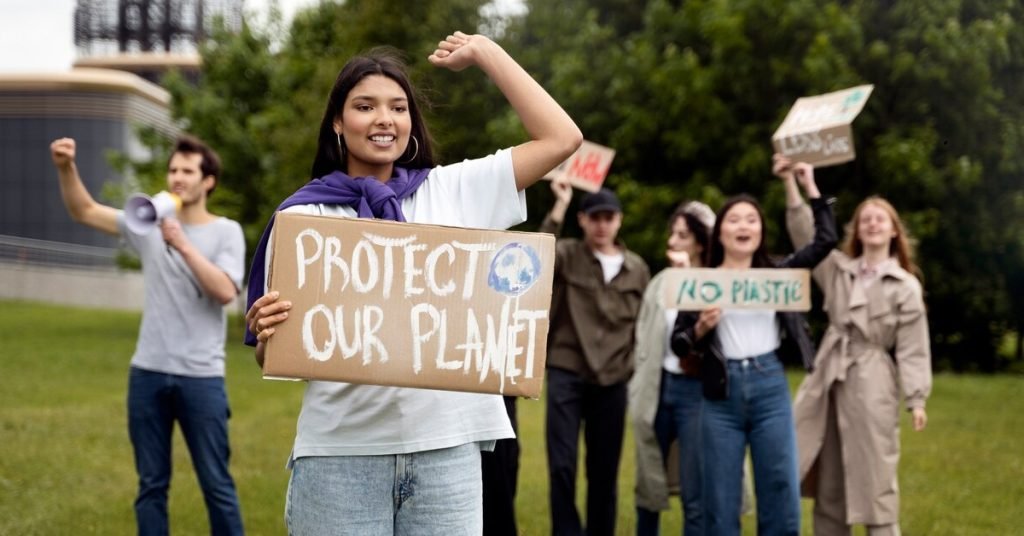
left=122, top=0, right=1024, bottom=371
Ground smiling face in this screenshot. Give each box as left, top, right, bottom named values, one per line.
left=166, top=152, right=213, bottom=207
left=856, top=201, right=897, bottom=252
left=718, top=201, right=763, bottom=263
left=333, top=74, right=412, bottom=179
left=667, top=216, right=703, bottom=266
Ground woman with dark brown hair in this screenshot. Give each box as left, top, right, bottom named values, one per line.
left=243, top=32, right=582, bottom=535
left=670, top=167, right=837, bottom=535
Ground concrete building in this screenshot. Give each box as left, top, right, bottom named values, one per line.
left=0, top=69, right=177, bottom=309
left=1, top=0, right=244, bottom=310
left=0, top=69, right=175, bottom=261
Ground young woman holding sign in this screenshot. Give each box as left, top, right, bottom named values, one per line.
left=777, top=155, right=931, bottom=536
left=243, top=32, right=582, bottom=534
left=670, top=174, right=837, bottom=535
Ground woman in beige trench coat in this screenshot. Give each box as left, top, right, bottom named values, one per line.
left=776, top=155, right=932, bottom=536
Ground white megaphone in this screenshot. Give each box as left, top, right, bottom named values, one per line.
left=124, top=191, right=182, bottom=235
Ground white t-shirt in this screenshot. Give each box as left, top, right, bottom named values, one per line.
left=264, top=149, right=525, bottom=457
left=662, top=308, right=683, bottom=374
left=593, top=250, right=625, bottom=283
left=119, top=215, right=245, bottom=377
left=715, top=309, right=780, bottom=360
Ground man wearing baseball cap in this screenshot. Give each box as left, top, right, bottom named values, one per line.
left=541, top=177, right=651, bottom=536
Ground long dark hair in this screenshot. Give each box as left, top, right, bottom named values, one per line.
left=668, top=203, right=712, bottom=267
left=707, top=194, right=772, bottom=268
left=310, top=47, right=436, bottom=179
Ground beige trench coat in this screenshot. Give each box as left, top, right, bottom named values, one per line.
left=787, top=203, right=932, bottom=525
left=628, top=269, right=675, bottom=511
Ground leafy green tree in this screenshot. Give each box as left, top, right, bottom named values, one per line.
left=130, top=0, right=1024, bottom=370
left=845, top=0, right=1024, bottom=370
left=159, top=0, right=495, bottom=256
left=503, top=0, right=1024, bottom=370
left=161, top=15, right=281, bottom=248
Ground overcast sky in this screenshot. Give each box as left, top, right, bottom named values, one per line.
left=0, top=0, right=317, bottom=73
left=0, top=0, right=524, bottom=73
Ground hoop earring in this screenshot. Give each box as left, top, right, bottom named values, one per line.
left=336, top=132, right=346, bottom=157
left=399, top=136, right=419, bottom=164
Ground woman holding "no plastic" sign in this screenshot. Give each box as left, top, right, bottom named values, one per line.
left=670, top=160, right=837, bottom=536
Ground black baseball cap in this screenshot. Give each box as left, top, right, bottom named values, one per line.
left=579, top=188, right=622, bottom=214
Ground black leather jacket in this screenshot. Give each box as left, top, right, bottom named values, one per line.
left=670, top=197, right=837, bottom=400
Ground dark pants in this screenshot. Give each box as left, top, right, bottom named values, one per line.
left=545, top=368, right=627, bottom=536
left=636, top=372, right=705, bottom=536
left=482, top=396, right=520, bottom=536
left=127, top=367, right=244, bottom=536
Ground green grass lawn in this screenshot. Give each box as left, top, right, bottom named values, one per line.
left=1, top=300, right=1021, bottom=535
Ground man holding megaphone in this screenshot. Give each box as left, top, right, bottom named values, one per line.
left=50, top=135, right=246, bottom=535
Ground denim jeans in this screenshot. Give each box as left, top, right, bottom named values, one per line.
left=285, top=443, right=483, bottom=535
left=636, top=372, right=704, bottom=536
left=701, top=352, right=800, bottom=536
left=127, top=367, right=244, bottom=536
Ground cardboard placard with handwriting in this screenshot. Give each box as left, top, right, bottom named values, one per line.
left=772, top=84, right=874, bottom=167
left=262, top=212, right=555, bottom=398
left=662, top=268, right=811, bottom=311
left=544, top=140, right=616, bottom=192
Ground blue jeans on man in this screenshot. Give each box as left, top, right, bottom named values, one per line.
left=127, top=367, right=244, bottom=536
left=701, top=352, right=800, bottom=536
left=636, top=372, right=704, bottom=536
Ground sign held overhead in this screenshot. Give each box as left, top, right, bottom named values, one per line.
left=261, top=212, right=556, bottom=398
left=772, top=84, right=874, bottom=168
left=544, top=140, right=616, bottom=192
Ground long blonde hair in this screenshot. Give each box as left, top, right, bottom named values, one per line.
left=841, top=196, right=921, bottom=278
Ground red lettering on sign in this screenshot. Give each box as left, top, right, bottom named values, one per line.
left=567, top=153, right=609, bottom=186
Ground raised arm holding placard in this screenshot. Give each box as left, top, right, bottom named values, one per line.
left=778, top=155, right=933, bottom=535
left=241, top=32, right=582, bottom=536
left=540, top=174, right=651, bottom=536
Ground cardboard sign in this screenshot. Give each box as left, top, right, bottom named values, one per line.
left=662, top=268, right=811, bottom=311
left=544, top=140, right=616, bottom=192
left=772, top=84, right=874, bottom=167
left=262, top=212, right=556, bottom=398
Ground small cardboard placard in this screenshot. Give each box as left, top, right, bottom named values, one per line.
left=262, top=212, right=555, bottom=398
left=661, top=268, right=811, bottom=311
left=772, top=84, right=874, bottom=168
left=544, top=140, right=616, bottom=192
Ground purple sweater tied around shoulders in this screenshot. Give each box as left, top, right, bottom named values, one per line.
left=244, top=167, right=431, bottom=346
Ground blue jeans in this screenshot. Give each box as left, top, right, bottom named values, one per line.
left=701, top=352, right=800, bottom=536
left=285, top=443, right=483, bottom=535
left=127, top=367, right=244, bottom=536
left=636, top=372, right=704, bottom=536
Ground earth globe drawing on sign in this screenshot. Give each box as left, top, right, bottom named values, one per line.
left=488, top=243, right=543, bottom=297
